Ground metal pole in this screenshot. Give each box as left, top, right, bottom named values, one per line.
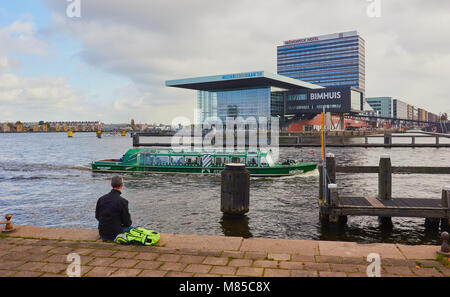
left=322, top=107, right=328, bottom=204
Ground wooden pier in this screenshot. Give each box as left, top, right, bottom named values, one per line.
left=318, top=154, right=450, bottom=230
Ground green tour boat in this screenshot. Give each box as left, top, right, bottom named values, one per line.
left=91, top=148, right=317, bottom=177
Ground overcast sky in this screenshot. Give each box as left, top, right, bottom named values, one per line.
left=0, top=0, right=449, bottom=123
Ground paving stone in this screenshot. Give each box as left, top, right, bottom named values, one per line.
left=138, top=269, right=167, bottom=277
left=197, top=250, right=222, bottom=257
left=22, top=253, right=51, bottom=262
left=411, top=267, right=443, bottom=277
left=210, top=266, right=237, bottom=275
left=304, top=262, right=330, bottom=271
left=416, top=260, right=445, bottom=268
left=267, top=253, right=290, bottom=261
left=84, top=266, right=117, bottom=277
left=291, top=270, right=318, bottom=277
left=179, top=255, right=205, bottom=264
left=184, top=264, right=212, bottom=274
left=48, top=247, right=74, bottom=254
left=291, top=254, right=315, bottom=262
left=90, top=249, right=116, bottom=257
left=341, top=257, right=367, bottom=265
left=253, top=260, right=279, bottom=268
left=157, top=254, right=181, bottom=262
left=203, top=257, right=229, bottom=266
left=243, top=251, right=266, bottom=260
left=236, top=267, right=263, bottom=277
left=194, top=273, right=220, bottom=277
left=40, top=263, right=67, bottom=274
left=17, top=261, right=47, bottom=271
left=135, top=252, right=159, bottom=261
left=159, top=262, right=187, bottom=272
left=382, top=258, right=416, bottom=266
left=111, top=268, right=142, bottom=277
left=109, top=259, right=139, bottom=268
left=8, top=245, right=34, bottom=252
left=396, top=244, right=439, bottom=260
left=0, top=260, right=26, bottom=270
left=3, top=252, right=30, bottom=261
left=135, top=260, right=163, bottom=270
left=319, top=271, right=347, bottom=277
left=12, top=270, right=44, bottom=277
left=166, top=271, right=194, bottom=277
left=346, top=272, right=368, bottom=277
left=0, top=270, right=16, bottom=277
left=316, top=255, right=342, bottom=264
left=40, top=273, right=65, bottom=277
left=279, top=261, right=303, bottom=270
left=46, top=254, right=68, bottom=263
left=221, top=251, right=244, bottom=259
left=330, top=264, right=359, bottom=273
left=382, top=266, right=414, bottom=276
left=111, top=251, right=139, bottom=259
left=228, top=259, right=253, bottom=267
left=87, top=257, right=117, bottom=267
left=72, top=248, right=97, bottom=256
left=263, top=268, right=290, bottom=277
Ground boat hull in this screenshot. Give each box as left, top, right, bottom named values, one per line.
left=91, top=162, right=317, bottom=177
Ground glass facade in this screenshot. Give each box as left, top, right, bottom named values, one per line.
left=277, top=31, right=365, bottom=95
left=198, top=87, right=271, bottom=122
left=366, top=97, right=392, bottom=118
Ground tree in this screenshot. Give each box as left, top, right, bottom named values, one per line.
left=441, top=113, right=448, bottom=122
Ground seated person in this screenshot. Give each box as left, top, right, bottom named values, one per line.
left=95, top=176, right=134, bottom=241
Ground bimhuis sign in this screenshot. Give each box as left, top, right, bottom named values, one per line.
left=285, top=86, right=352, bottom=114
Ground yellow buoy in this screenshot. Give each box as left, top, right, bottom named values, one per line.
left=121, top=130, right=126, bottom=136
left=68, top=131, right=73, bottom=137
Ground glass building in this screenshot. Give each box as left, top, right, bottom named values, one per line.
left=365, top=97, right=393, bottom=118
left=166, top=71, right=323, bottom=124
left=277, top=31, right=365, bottom=95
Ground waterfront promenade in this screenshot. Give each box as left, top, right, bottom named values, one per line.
left=0, top=225, right=448, bottom=277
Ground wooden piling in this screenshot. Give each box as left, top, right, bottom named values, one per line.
left=221, top=164, right=250, bottom=217
left=378, top=155, right=393, bottom=226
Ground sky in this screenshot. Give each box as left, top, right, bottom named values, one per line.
left=0, top=0, right=449, bottom=124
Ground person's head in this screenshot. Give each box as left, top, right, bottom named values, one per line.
left=111, top=175, right=124, bottom=190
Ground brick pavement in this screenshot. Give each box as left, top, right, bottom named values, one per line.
left=0, top=226, right=447, bottom=277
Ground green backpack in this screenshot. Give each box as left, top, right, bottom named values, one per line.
left=114, top=227, right=160, bottom=246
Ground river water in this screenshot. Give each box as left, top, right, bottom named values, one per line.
left=0, top=132, right=449, bottom=245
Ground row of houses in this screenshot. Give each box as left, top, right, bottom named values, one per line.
left=365, top=97, right=439, bottom=122
left=0, top=121, right=102, bottom=133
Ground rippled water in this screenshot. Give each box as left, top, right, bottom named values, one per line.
left=0, top=132, right=449, bottom=245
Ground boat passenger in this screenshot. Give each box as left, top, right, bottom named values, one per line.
left=95, top=176, right=134, bottom=242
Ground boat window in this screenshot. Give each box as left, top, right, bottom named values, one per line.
left=155, top=156, right=169, bottom=165
left=215, top=157, right=228, bottom=166
left=185, top=156, right=199, bottom=165
left=247, top=156, right=258, bottom=166
left=232, top=157, right=245, bottom=164
left=141, top=154, right=155, bottom=165
left=170, top=156, right=183, bottom=165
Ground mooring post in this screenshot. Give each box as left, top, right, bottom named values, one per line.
left=411, top=136, right=415, bottom=145
left=437, top=232, right=449, bottom=258
left=378, top=154, right=393, bottom=226
left=132, top=134, right=140, bottom=147
left=384, top=134, right=392, bottom=145
left=436, top=135, right=440, bottom=145
left=440, top=186, right=450, bottom=231
left=326, top=153, right=336, bottom=201
left=365, top=136, right=368, bottom=145
left=328, top=184, right=338, bottom=207
left=221, top=163, right=250, bottom=217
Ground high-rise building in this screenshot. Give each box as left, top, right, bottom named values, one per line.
left=393, top=99, right=408, bottom=119
left=365, top=97, right=393, bottom=118
left=277, top=31, right=365, bottom=95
